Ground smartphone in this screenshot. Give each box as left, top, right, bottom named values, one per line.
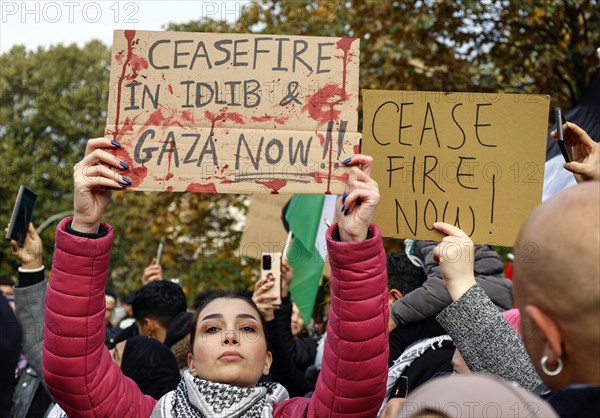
left=260, top=252, right=282, bottom=305
left=156, top=240, right=164, bottom=265
left=554, top=107, right=571, bottom=162
left=6, top=186, right=37, bottom=247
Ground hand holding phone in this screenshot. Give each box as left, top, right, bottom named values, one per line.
left=554, top=107, right=572, bottom=163
left=260, top=252, right=282, bottom=306
left=5, top=186, right=37, bottom=247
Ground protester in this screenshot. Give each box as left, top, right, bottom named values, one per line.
left=132, top=280, right=193, bottom=370
left=388, top=239, right=512, bottom=330
left=42, top=138, right=389, bottom=417
left=1, top=287, right=22, bottom=418
left=430, top=180, right=600, bottom=416
left=5, top=223, right=54, bottom=417
left=105, top=288, right=120, bottom=345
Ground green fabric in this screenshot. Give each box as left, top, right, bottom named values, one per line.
left=284, top=195, right=325, bottom=324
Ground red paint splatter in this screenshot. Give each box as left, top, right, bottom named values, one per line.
left=318, top=133, right=325, bottom=147
left=302, top=84, right=344, bottom=128
left=166, top=173, right=174, bottom=180
left=334, top=173, right=350, bottom=183
left=182, top=110, right=194, bottom=124
left=335, top=38, right=357, bottom=97
left=127, top=53, right=149, bottom=81
left=205, top=109, right=246, bottom=136
left=113, top=30, right=136, bottom=142
left=113, top=146, right=147, bottom=187
left=165, top=186, right=174, bottom=192
left=353, top=144, right=361, bottom=154
left=186, top=183, right=217, bottom=193
left=256, top=179, right=287, bottom=194
left=251, top=114, right=290, bottom=125
left=310, top=172, right=325, bottom=184
left=168, top=84, right=173, bottom=94
left=221, top=164, right=229, bottom=173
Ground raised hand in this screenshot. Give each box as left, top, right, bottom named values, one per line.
left=142, top=258, right=163, bottom=285
left=338, top=154, right=380, bottom=242
left=71, top=138, right=131, bottom=233
left=552, top=121, right=600, bottom=183
left=252, top=275, right=278, bottom=321
left=432, top=222, right=476, bottom=301
left=5, top=223, right=43, bottom=269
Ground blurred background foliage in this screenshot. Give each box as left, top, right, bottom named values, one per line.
left=1, top=0, right=598, bottom=303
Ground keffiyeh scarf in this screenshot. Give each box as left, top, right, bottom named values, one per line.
left=152, top=370, right=289, bottom=418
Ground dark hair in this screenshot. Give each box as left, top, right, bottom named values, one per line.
left=386, top=252, right=427, bottom=295
left=189, top=289, right=271, bottom=353
left=133, top=280, right=187, bottom=328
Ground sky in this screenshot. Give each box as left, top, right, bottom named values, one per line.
left=0, top=0, right=251, bottom=53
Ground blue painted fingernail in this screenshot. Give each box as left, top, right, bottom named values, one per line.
left=342, top=158, right=352, bottom=165
left=119, top=161, right=129, bottom=170
left=342, top=192, right=348, bottom=203
left=122, top=176, right=132, bottom=185
left=340, top=205, right=345, bottom=213
left=111, top=140, right=121, bottom=147
left=344, top=208, right=349, bottom=216
left=119, top=182, right=128, bottom=188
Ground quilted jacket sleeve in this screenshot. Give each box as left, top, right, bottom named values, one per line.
left=43, top=218, right=157, bottom=417
left=275, top=224, right=390, bottom=417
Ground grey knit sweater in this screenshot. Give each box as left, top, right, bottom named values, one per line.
left=436, top=285, right=542, bottom=391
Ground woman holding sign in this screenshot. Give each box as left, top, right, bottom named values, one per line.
left=42, top=138, right=389, bottom=417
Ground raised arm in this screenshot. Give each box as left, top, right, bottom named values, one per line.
left=307, top=155, right=389, bottom=417
left=432, top=222, right=542, bottom=391
left=43, top=138, right=156, bottom=417
left=552, top=121, right=600, bottom=183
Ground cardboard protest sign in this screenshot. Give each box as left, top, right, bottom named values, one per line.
left=240, top=193, right=291, bottom=259
left=362, top=90, right=549, bottom=246
left=105, top=30, right=360, bottom=194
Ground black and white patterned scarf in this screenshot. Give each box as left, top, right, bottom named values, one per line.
left=151, top=370, right=289, bottom=418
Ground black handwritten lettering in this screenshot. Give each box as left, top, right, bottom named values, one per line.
left=273, top=38, right=290, bottom=71
left=398, top=103, right=414, bottom=146
left=124, top=82, right=142, bottom=110
left=142, top=84, right=160, bottom=110
left=396, top=199, right=418, bottom=235
left=134, top=129, right=158, bottom=164
left=289, top=136, right=312, bottom=166
left=316, top=42, right=334, bottom=74
left=387, top=156, right=405, bottom=188
left=424, top=199, right=438, bottom=231
left=456, top=157, right=479, bottom=190
left=265, top=139, right=283, bottom=164
left=448, top=103, right=466, bottom=150
left=372, top=101, right=396, bottom=146
left=244, top=80, right=261, bottom=108
left=419, top=102, right=440, bottom=148
left=214, top=40, right=233, bottom=66
left=183, top=133, right=202, bottom=164
left=253, top=37, right=272, bottom=70
left=157, top=131, right=179, bottom=167
left=235, top=133, right=264, bottom=170
left=148, top=39, right=170, bottom=70
left=233, top=39, right=249, bottom=67
left=174, top=40, right=194, bottom=69
left=422, top=155, right=445, bottom=194
left=181, top=80, right=195, bottom=108
left=292, top=40, right=312, bottom=72
left=196, top=135, right=218, bottom=167
left=475, top=103, right=496, bottom=147
left=190, top=41, right=212, bottom=70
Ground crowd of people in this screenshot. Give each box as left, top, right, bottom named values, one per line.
left=0, top=120, right=598, bottom=417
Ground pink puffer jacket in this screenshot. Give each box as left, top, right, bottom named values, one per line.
left=43, top=218, right=389, bottom=417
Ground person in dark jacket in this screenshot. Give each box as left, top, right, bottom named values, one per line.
left=389, top=239, right=513, bottom=330
left=131, top=280, right=193, bottom=370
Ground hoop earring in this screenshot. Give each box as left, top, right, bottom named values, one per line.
left=540, top=355, right=563, bottom=376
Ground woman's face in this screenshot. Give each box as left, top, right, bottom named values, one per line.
left=188, top=298, right=272, bottom=387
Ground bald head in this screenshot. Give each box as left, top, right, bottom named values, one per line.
left=513, top=181, right=600, bottom=326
